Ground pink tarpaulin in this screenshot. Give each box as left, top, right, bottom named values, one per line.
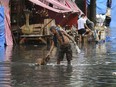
left=55, top=0, right=65, bottom=5
left=1, top=0, right=13, bottom=46
left=65, top=0, right=83, bottom=14
left=65, top=0, right=75, bottom=11
left=5, top=46, right=13, bottom=61
left=45, top=0, right=71, bottom=11
left=65, top=0, right=78, bottom=12
left=29, top=0, right=72, bottom=13
left=29, top=0, right=82, bottom=27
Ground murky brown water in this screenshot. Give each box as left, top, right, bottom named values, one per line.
left=0, top=27, right=116, bottom=87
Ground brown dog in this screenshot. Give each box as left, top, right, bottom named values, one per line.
left=36, top=56, right=50, bottom=65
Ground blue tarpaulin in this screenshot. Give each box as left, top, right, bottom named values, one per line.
left=87, top=0, right=107, bottom=14
left=106, top=0, right=116, bottom=43
left=110, top=0, right=116, bottom=27
left=0, top=6, right=5, bottom=47
left=96, top=0, right=107, bottom=14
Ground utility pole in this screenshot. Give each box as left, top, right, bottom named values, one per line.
left=89, top=0, right=96, bottom=25
left=84, top=0, right=87, bottom=15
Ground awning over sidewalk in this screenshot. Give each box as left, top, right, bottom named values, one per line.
left=46, top=0, right=71, bottom=11
left=65, top=0, right=83, bottom=14
left=29, top=0, right=80, bottom=13
left=29, top=0, right=83, bottom=27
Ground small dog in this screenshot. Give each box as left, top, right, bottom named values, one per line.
left=36, top=56, right=50, bottom=65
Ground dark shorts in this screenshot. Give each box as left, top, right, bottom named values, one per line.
left=58, top=44, right=72, bottom=62
left=78, top=28, right=86, bottom=35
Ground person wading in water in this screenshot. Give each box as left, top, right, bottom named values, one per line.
left=47, top=26, right=78, bottom=65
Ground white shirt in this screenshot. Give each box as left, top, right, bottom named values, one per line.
left=78, top=17, right=86, bottom=30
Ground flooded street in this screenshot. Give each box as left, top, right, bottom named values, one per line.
left=0, top=29, right=116, bottom=87
left=0, top=0, right=116, bottom=87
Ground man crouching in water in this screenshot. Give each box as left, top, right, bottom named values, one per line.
left=47, top=26, right=76, bottom=65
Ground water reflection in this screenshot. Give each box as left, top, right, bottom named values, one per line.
left=71, top=42, right=116, bottom=87
left=96, top=43, right=107, bottom=54
left=11, top=45, right=48, bottom=63
left=0, top=46, right=5, bottom=61
left=0, top=46, right=13, bottom=62
left=0, top=36, right=116, bottom=87
left=11, top=65, right=73, bottom=87
left=0, top=46, right=13, bottom=87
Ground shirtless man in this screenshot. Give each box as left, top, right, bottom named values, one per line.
left=47, top=26, right=76, bottom=64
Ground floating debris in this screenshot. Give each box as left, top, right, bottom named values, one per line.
left=112, top=72, right=116, bottom=75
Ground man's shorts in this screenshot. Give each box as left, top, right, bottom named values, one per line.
left=78, top=28, right=86, bottom=35
left=58, top=44, right=72, bottom=61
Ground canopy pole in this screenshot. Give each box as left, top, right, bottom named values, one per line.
left=5, top=14, right=17, bottom=45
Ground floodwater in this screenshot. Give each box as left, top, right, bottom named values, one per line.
left=0, top=28, right=116, bottom=87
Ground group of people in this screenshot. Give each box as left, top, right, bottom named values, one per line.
left=44, top=14, right=94, bottom=65
left=78, top=14, right=94, bottom=42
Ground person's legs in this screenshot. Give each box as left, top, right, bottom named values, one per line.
left=78, top=34, right=82, bottom=42
left=78, top=29, right=86, bottom=42
left=57, top=60, right=61, bottom=64
left=86, top=29, right=94, bottom=41
left=57, top=46, right=64, bottom=64
left=66, top=44, right=72, bottom=65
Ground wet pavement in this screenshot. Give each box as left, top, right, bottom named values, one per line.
left=0, top=29, right=116, bottom=87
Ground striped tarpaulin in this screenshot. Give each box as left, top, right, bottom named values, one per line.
left=0, top=0, right=13, bottom=46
